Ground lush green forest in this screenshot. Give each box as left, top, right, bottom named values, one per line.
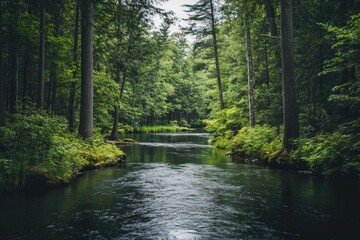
left=0, top=0, right=359, bottom=192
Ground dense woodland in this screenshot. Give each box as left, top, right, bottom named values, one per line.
left=0, top=0, right=359, bottom=191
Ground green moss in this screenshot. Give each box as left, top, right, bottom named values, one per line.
left=0, top=112, right=126, bottom=192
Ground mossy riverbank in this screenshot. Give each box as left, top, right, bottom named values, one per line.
left=211, top=124, right=360, bottom=180
left=0, top=112, right=126, bottom=193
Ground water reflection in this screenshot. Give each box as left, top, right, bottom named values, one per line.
left=0, top=133, right=359, bottom=239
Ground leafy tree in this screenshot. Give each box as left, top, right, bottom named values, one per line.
left=183, top=0, right=225, bottom=110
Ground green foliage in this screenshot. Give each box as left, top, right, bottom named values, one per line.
left=205, top=107, right=245, bottom=149
left=0, top=112, right=125, bottom=192
left=293, top=130, right=360, bottom=178
left=231, top=125, right=282, bottom=161
left=134, top=125, right=194, bottom=133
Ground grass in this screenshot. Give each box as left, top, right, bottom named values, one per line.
left=133, top=125, right=195, bottom=133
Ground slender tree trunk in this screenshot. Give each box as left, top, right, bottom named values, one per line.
left=280, top=0, right=299, bottom=149
left=68, top=0, right=80, bottom=132
left=210, top=0, right=224, bottom=110
left=245, top=15, right=256, bottom=128
left=264, top=37, right=270, bottom=86
left=47, top=70, right=53, bottom=110
left=264, top=0, right=278, bottom=37
left=50, top=3, right=61, bottom=113
left=79, top=0, right=94, bottom=139
left=9, top=7, right=18, bottom=114
left=0, top=8, right=5, bottom=126
left=9, top=48, right=18, bottom=114
left=38, top=0, right=45, bottom=109
left=264, top=0, right=281, bottom=87
left=110, top=73, right=126, bottom=140
left=22, top=57, right=29, bottom=102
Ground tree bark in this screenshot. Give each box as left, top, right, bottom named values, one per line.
left=245, top=15, right=256, bottom=128
left=280, top=0, right=299, bottom=149
left=264, top=0, right=278, bottom=37
left=79, top=0, right=94, bottom=139
left=0, top=8, right=5, bottom=126
left=38, top=0, right=45, bottom=109
left=22, top=57, right=29, bottom=102
left=210, top=0, right=224, bottom=110
left=9, top=6, right=18, bottom=114
left=68, top=0, right=80, bottom=132
left=50, top=4, right=61, bottom=113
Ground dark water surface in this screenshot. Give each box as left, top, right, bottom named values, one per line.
left=0, top=133, right=359, bottom=239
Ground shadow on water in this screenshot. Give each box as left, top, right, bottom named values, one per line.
left=0, top=133, right=359, bottom=239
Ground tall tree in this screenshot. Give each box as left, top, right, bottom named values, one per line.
left=183, top=0, right=225, bottom=110
left=49, top=1, right=62, bottom=113
left=280, top=0, right=299, bottom=149
left=68, top=0, right=80, bottom=132
left=0, top=4, right=5, bottom=126
left=79, top=0, right=94, bottom=138
left=38, top=0, right=45, bottom=109
left=9, top=2, right=19, bottom=114
left=110, top=0, right=124, bottom=140
left=245, top=12, right=255, bottom=128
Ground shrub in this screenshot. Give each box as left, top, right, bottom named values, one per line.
left=231, top=125, right=282, bottom=161
left=0, top=112, right=125, bottom=192
left=293, top=131, right=360, bottom=178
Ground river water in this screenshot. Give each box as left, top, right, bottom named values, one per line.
left=0, top=133, right=359, bottom=239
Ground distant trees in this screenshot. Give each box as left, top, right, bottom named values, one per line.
left=183, top=0, right=225, bottom=110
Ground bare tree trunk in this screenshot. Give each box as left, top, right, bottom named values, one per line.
left=280, top=0, right=299, bottom=149
left=264, top=0, right=281, bottom=87
left=38, top=0, right=45, bottom=109
left=210, top=0, right=224, bottom=110
left=50, top=5, right=61, bottom=113
left=264, top=0, right=278, bottom=37
left=0, top=8, right=5, bottom=126
left=110, top=1, right=123, bottom=140
left=68, top=0, right=80, bottom=132
left=245, top=15, right=255, bottom=128
left=9, top=6, right=18, bottom=114
left=79, top=0, right=94, bottom=139
left=9, top=48, right=18, bottom=114
left=22, top=57, right=29, bottom=102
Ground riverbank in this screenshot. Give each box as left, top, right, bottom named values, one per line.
left=0, top=112, right=125, bottom=193
left=132, top=125, right=195, bottom=133
left=211, top=125, right=360, bottom=180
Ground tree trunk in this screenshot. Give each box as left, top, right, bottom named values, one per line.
left=0, top=8, right=5, bottom=126
left=210, top=0, right=224, bottom=110
left=245, top=15, right=256, bottom=128
left=110, top=71, right=126, bottom=140
left=280, top=0, right=299, bottom=149
left=110, top=0, right=125, bottom=140
left=79, top=0, right=94, bottom=139
left=264, top=0, right=281, bottom=87
left=9, top=48, right=18, bottom=114
left=22, top=57, right=29, bottom=102
left=38, top=0, right=45, bottom=109
left=264, top=0, right=278, bottom=37
left=68, top=0, right=80, bottom=132
left=9, top=7, right=18, bottom=114
left=50, top=2, right=61, bottom=113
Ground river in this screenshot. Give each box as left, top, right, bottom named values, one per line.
left=0, top=133, right=359, bottom=239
